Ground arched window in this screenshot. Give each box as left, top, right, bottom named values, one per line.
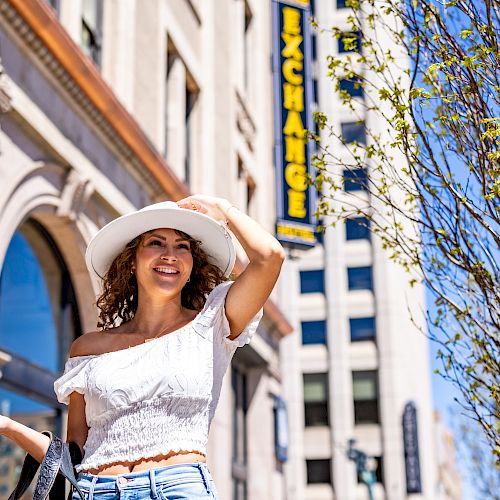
left=0, top=219, right=80, bottom=496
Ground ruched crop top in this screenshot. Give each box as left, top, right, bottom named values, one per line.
left=53, top=281, right=262, bottom=472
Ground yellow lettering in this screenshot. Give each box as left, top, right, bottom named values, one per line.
left=282, top=59, right=303, bottom=85
left=285, top=163, right=307, bottom=191
left=282, top=7, right=301, bottom=35
left=283, top=110, right=305, bottom=137
left=277, top=224, right=315, bottom=242
left=283, top=83, right=304, bottom=111
left=287, top=189, right=307, bottom=217
left=281, top=33, right=304, bottom=60
left=285, top=136, right=306, bottom=164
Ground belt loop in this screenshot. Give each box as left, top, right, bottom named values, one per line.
left=88, top=475, right=98, bottom=500
left=149, top=468, right=158, bottom=498
left=197, top=463, right=210, bottom=494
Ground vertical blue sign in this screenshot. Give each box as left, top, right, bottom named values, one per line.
left=403, top=401, right=422, bottom=493
left=272, top=0, right=316, bottom=248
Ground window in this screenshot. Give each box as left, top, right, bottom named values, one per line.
left=312, top=34, right=318, bottom=61
left=346, top=217, right=370, bottom=240
left=343, top=168, right=368, bottom=192
left=341, top=122, right=366, bottom=144
left=350, top=317, right=376, bottom=341
left=165, top=42, right=199, bottom=185
left=81, top=0, right=103, bottom=66
left=336, top=0, right=349, bottom=8
left=338, top=31, right=362, bottom=53
left=348, top=266, right=373, bottom=291
left=300, top=270, right=325, bottom=294
left=306, top=459, right=332, bottom=484
left=232, top=365, right=248, bottom=499
left=352, top=371, right=379, bottom=423
left=339, top=78, right=364, bottom=98
left=185, top=85, right=198, bottom=186
left=312, top=78, right=319, bottom=105
left=243, top=1, right=253, bottom=89
left=375, top=456, right=384, bottom=484
left=304, top=373, right=329, bottom=426
left=0, top=220, right=80, bottom=495
left=46, top=0, right=59, bottom=12
left=301, top=320, right=327, bottom=345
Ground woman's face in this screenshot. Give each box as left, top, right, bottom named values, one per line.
left=134, top=228, right=193, bottom=296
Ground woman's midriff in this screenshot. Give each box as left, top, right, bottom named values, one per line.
left=85, top=451, right=206, bottom=475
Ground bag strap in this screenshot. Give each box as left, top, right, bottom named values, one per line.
left=7, top=451, right=39, bottom=500
left=7, top=431, right=85, bottom=500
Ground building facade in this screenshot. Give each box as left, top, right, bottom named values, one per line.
left=0, top=1, right=291, bottom=499
left=278, top=1, right=439, bottom=499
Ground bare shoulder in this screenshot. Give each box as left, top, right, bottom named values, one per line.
left=69, top=331, right=105, bottom=358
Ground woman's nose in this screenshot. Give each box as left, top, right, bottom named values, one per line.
left=160, top=247, right=177, bottom=260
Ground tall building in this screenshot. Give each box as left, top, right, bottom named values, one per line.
left=277, top=1, right=438, bottom=499
left=0, top=1, right=291, bottom=499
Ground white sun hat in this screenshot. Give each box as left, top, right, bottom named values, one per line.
left=85, top=201, right=236, bottom=280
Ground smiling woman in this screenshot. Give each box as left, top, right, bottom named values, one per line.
left=1, top=194, right=285, bottom=500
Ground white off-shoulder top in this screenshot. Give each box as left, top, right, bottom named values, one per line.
left=53, top=281, right=262, bottom=472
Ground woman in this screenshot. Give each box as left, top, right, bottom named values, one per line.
left=0, top=194, right=285, bottom=499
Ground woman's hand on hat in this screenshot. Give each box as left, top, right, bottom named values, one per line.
left=177, top=195, right=232, bottom=223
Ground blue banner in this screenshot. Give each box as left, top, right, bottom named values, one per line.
left=272, top=0, right=316, bottom=248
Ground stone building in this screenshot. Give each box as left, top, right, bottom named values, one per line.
left=0, top=1, right=291, bottom=499
left=277, top=1, right=439, bottom=499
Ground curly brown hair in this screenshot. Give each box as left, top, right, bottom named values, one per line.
left=96, top=229, right=228, bottom=329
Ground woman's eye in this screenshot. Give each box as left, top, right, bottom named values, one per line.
left=149, top=240, right=162, bottom=246
left=179, top=243, right=190, bottom=250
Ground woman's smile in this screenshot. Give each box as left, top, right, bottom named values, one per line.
left=135, top=228, right=194, bottom=288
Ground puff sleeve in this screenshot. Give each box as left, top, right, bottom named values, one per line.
left=203, top=281, right=263, bottom=348
left=53, top=356, right=94, bottom=404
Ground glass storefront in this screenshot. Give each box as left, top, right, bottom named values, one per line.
left=0, top=220, right=80, bottom=498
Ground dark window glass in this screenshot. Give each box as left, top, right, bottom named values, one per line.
left=375, top=456, right=384, bottom=483
left=300, top=270, right=325, bottom=294
left=0, top=220, right=80, bottom=495
left=341, top=122, right=366, bottom=144
left=304, top=373, right=328, bottom=426
left=312, top=34, right=318, bottom=61
left=336, top=0, right=348, bottom=8
left=343, top=168, right=368, bottom=192
left=301, top=320, right=327, bottom=345
left=47, top=0, right=59, bottom=12
left=339, top=78, right=363, bottom=98
left=312, top=78, right=319, bottom=105
left=352, top=371, right=379, bottom=423
left=338, top=31, right=362, bottom=53
left=81, top=0, right=103, bottom=66
left=350, top=317, right=376, bottom=341
left=348, top=266, right=373, bottom=291
left=346, top=217, right=370, bottom=240
left=306, top=459, right=331, bottom=484
left=0, top=222, right=79, bottom=371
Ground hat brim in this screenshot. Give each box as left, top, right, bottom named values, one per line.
left=85, top=204, right=236, bottom=280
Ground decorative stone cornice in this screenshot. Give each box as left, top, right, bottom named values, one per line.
left=1, top=0, right=190, bottom=200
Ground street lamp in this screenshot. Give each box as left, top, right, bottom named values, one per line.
left=347, top=438, right=376, bottom=500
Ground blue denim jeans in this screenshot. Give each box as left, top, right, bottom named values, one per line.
left=73, top=463, right=219, bottom=499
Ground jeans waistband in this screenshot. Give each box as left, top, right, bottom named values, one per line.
left=77, top=462, right=213, bottom=498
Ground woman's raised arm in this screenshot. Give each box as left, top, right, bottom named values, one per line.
left=177, top=195, right=285, bottom=339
